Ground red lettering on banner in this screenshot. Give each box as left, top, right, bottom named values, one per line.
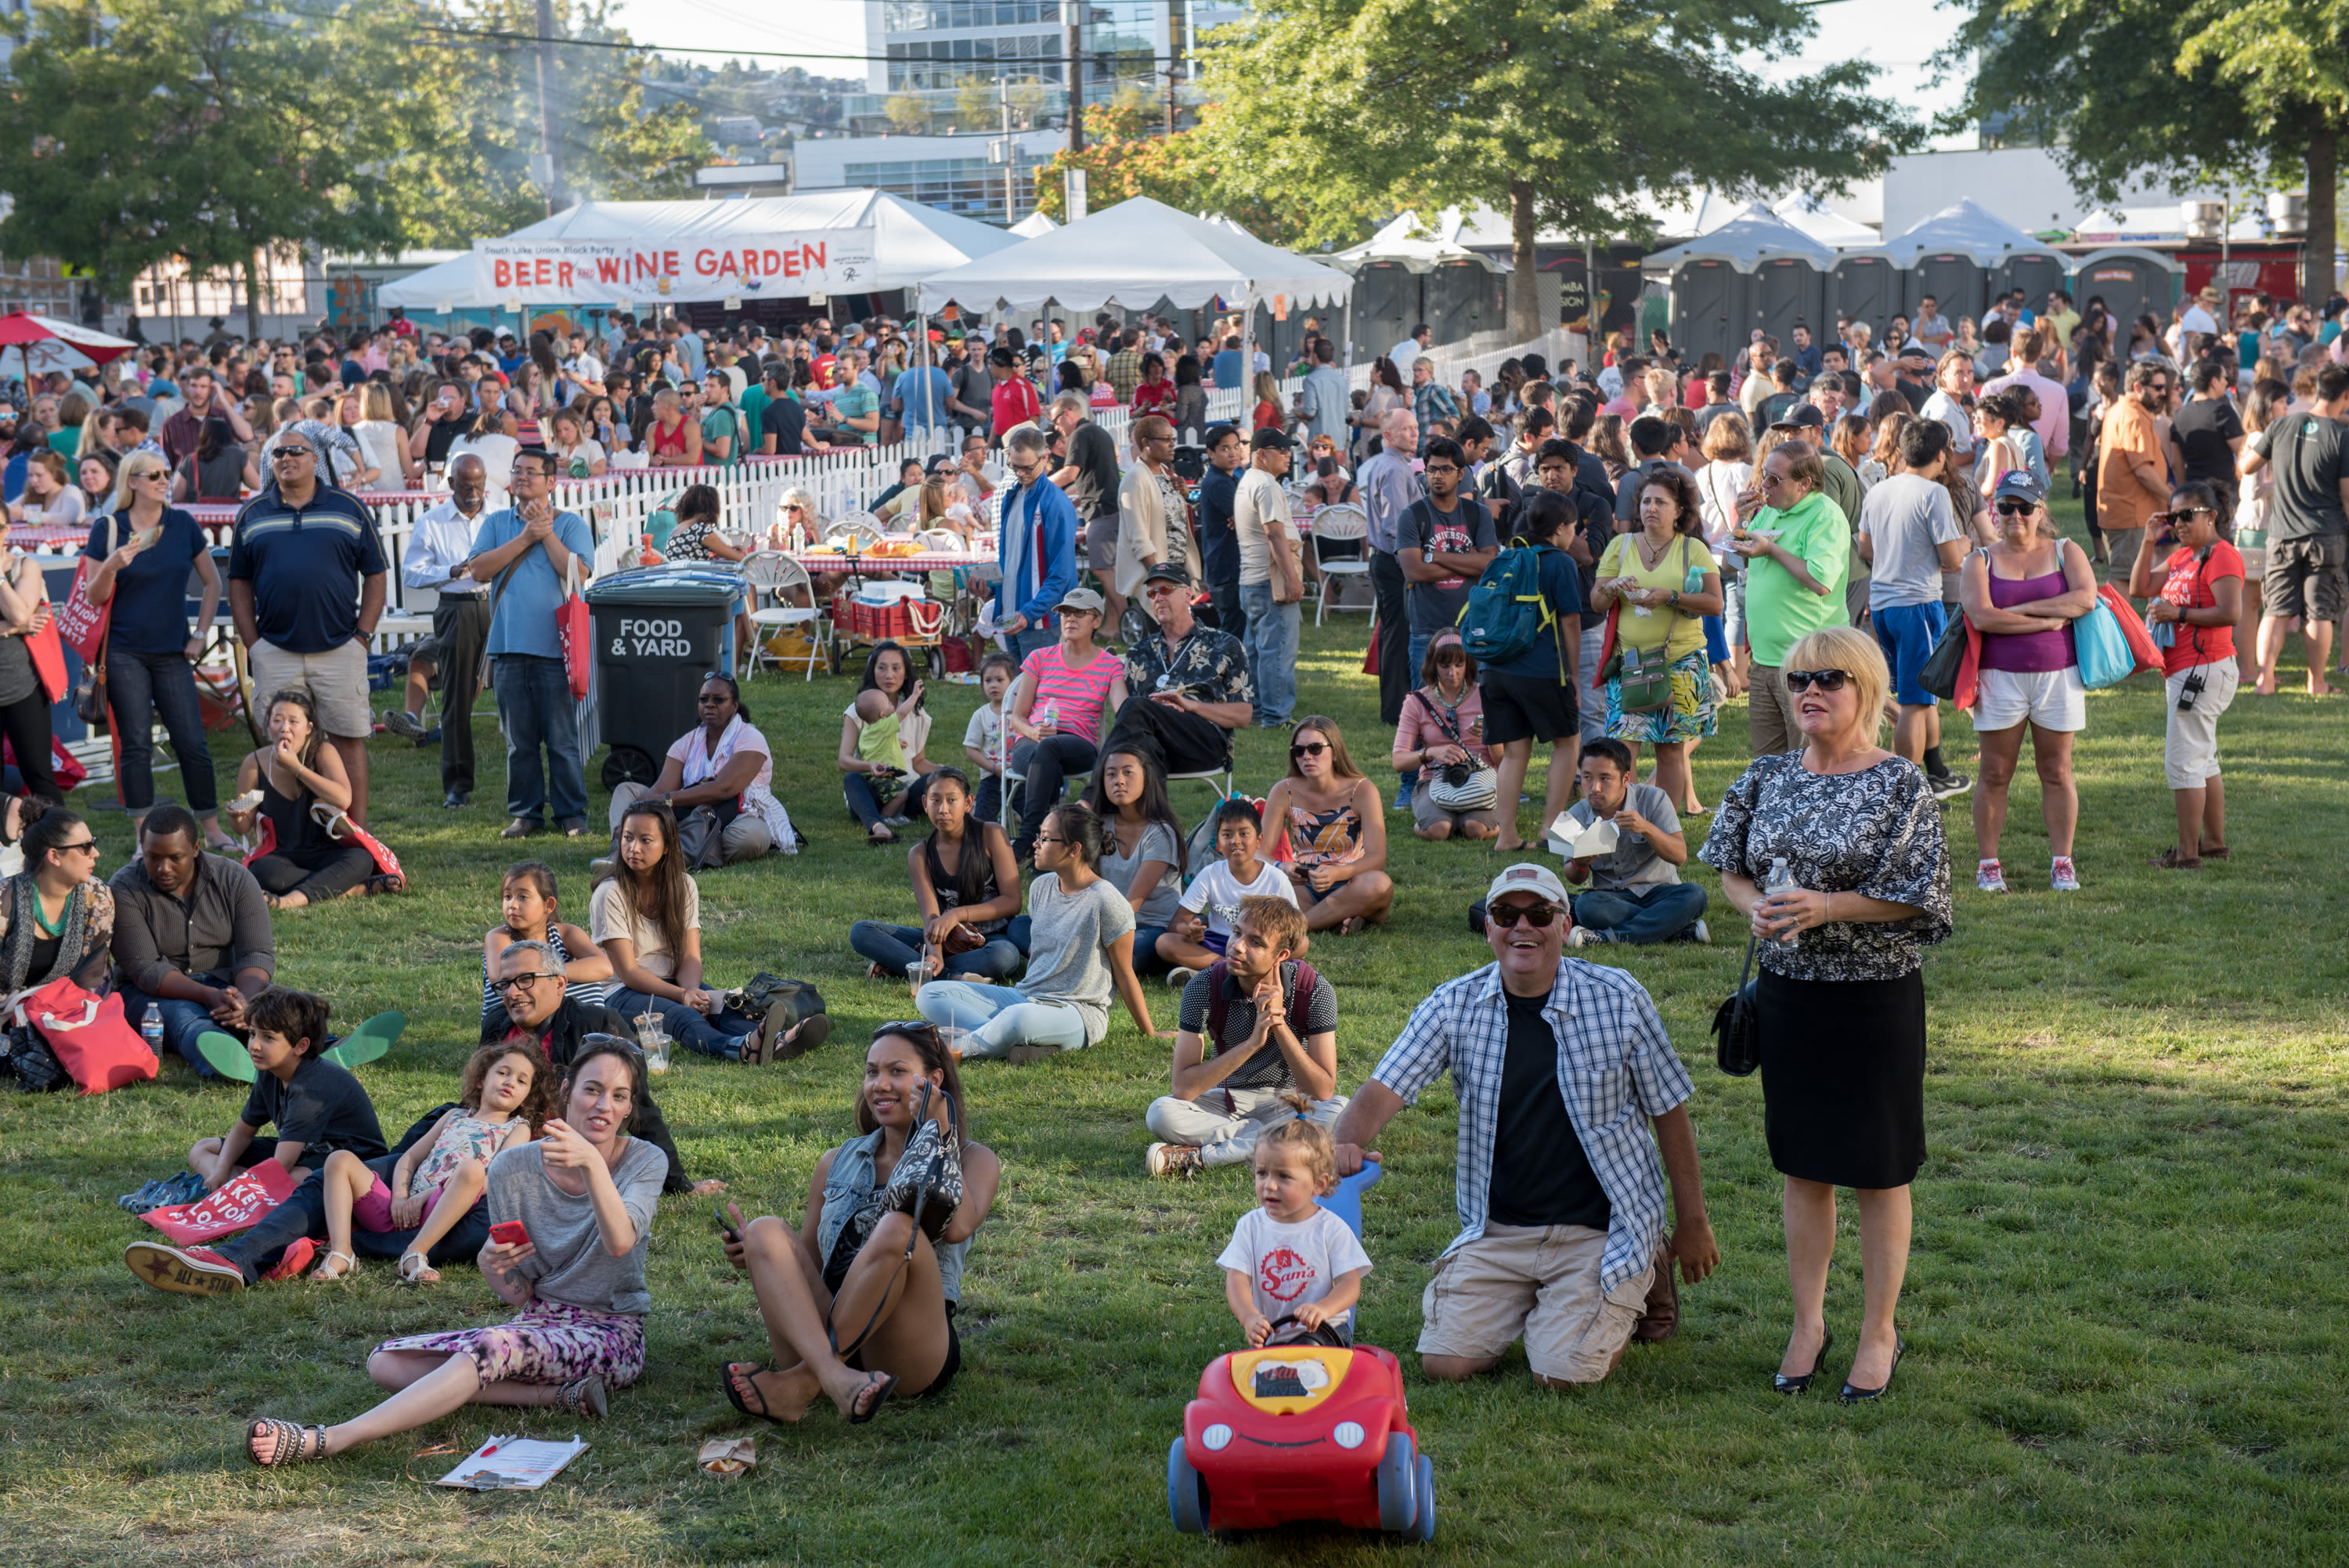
left=807, top=242, right=825, bottom=270
left=559, top=262, right=576, bottom=289
left=493, top=259, right=512, bottom=288
left=781, top=249, right=800, bottom=279
left=597, top=258, right=622, bottom=283
left=532, top=258, right=553, bottom=287
left=664, top=250, right=679, bottom=276
left=634, top=251, right=657, bottom=279
left=694, top=249, right=716, bottom=276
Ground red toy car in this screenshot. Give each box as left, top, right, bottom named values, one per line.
left=1167, top=1341, right=1435, bottom=1541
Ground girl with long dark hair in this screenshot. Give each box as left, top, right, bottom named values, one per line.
left=849, top=768, right=1027, bottom=982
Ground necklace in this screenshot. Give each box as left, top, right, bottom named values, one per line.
left=1636, top=529, right=1674, bottom=569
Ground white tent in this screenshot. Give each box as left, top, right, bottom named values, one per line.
left=1334, top=209, right=1508, bottom=273
left=913, top=196, right=1352, bottom=313
left=1008, top=211, right=1058, bottom=239
left=378, top=189, right=1020, bottom=308
left=1641, top=203, right=1838, bottom=272
left=1773, top=192, right=1879, bottom=249
left=1876, top=197, right=2043, bottom=269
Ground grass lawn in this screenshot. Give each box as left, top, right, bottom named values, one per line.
left=4, top=497, right=2347, bottom=1566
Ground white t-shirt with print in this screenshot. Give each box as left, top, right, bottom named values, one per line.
left=1179, top=858, right=1297, bottom=939
left=1217, top=1204, right=1373, bottom=1332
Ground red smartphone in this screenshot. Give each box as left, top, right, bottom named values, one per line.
left=489, top=1220, right=531, bottom=1249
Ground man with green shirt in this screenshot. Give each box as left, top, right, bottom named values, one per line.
left=698, top=370, right=745, bottom=467
left=738, top=362, right=771, bottom=450
left=817, top=361, right=880, bottom=446
left=1726, top=441, right=1850, bottom=756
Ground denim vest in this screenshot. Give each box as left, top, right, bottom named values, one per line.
left=817, top=1128, right=970, bottom=1305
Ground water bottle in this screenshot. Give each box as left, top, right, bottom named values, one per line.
left=141, top=1004, right=165, bottom=1055
left=1764, top=857, right=1800, bottom=950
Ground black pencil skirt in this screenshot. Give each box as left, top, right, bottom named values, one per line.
left=1756, top=966, right=1926, bottom=1190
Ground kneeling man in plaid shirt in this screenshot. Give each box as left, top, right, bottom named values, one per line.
left=1332, top=862, right=1719, bottom=1385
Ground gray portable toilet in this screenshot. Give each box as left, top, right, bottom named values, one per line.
left=1668, top=259, right=1748, bottom=364
left=2068, top=248, right=2182, bottom=339
left=1752, top=254, right=1826, bottom=351
left=1995, top=250, right=2069, bottom=315
left=1828, top=254, right=1901, bottom=335
left=1882, top=199, right=2044, bottom=332
left=1425, top=258, right=1504, bottom=346
left=1349, top=261, right=1420, bottom=368
left=1907, top=251, right=1984, bottom=325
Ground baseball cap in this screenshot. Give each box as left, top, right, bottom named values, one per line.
left=1769, top=403, right=1826, bottom=431
left=1484, top=862, right=1568, bottom=909
left=1142, top=561, right=1194, bottom=587
left=1250, top=427, right=1296, bottom=452
left=1992, top=470, right=2047, bottom=506
left=1055, top=586, right=1106, bottom=615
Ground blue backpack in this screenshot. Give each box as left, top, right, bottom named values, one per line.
left=1456, top=546, right=1567, bottom=678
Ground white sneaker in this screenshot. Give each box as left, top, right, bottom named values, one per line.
left=1689, top=919, right=1710, bottom=945
left=1565, top=925, right=1593, bottom=950
left=1146, top=1141, right=1202, bottom=1179
left=2049, top=856, right=2080, bottom=892
left=1166, top=966, right=1198, bottom=989
left=1976, top=859, right=2008, bottom=894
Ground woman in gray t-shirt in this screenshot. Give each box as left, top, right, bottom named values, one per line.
left=246, top=1040, right=661, bottom=1466
left=1082, top=743, right=1187, bottom=975
left=915, top=802, right=1164, bottom=1060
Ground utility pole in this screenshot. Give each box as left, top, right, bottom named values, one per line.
left=1065, top=3, right=1084, bottom=153
left=535, top=0, right=565, bottom=214
left=1163, top=57, right=1177, bottom=137
left=1000, top=77, right=1016, bottom=225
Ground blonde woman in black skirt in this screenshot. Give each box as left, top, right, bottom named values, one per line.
left=1700, top=624, right=1951, bottom=1401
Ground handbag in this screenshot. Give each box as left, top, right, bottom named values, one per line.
left=2073, top=599, right=2135, bottom=688
left=1709, top=935, right=1761, bottom=1077
left=1918, top=607, right=1971, bottom=700
left=1412, top=690, right=1498, bottom=811
left=1611, top=644, right=1675, bottom=711
left=557, top=555, right=590, bottom=700
left=16, top=976, right=157, bottom=1094
left=676, top=803, right=726, bottom=870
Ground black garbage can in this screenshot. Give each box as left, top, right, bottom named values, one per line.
left=583, top=566, right=740, bottom=787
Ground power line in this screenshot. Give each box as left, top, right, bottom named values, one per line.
left=418, top=21, right=1183, bottom=67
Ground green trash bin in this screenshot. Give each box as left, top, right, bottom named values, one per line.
left=582, top=566, right=741, bottom=786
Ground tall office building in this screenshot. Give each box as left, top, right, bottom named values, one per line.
left=866, top=0, right=1248, bottom=117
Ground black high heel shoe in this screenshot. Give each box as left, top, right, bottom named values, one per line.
left=1839, top=1336, right=1905, bottom=1404
left=1773, top=1330, right=1832, bottom=1395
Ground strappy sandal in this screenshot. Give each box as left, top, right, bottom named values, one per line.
left=556, top=1375, right=608, bottom=1420
left=721, top=1363, right=789, bottom=1426
left=365, top=872, right=406, bottom=896
left=846, top=1370, right=896, bottom=1424
left=309, top=1250, right=358, bottom=1282
left=2148, top=848, right=2202, bottom=870
left=247, top=1417, right=329, bottom=1466
left=1337, top=915, right=1369, bottom=937
left=398, top=1252, right=440, bottom=1285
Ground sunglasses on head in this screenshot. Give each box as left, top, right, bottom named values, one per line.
left=1782, top=669, right=1851, bottom=693
left=1487, top=901, right=1561, bottom=928
left=1290, top=741, right=1328, bottom=759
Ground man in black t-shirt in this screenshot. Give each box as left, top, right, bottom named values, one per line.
left=2168, top=359, right=2243, bottom=516
left=1048, top=391, right=1128, bottom=624
left=1146, top=897, right=1343, bottom=1177
left=2239, top=361, right=2349, bottom=694
left=757, top=362, right=824, bottom=456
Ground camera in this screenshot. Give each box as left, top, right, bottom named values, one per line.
left=2177, top=669, right=2206, bottom=710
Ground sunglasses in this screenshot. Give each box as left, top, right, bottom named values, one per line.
left=1994, top=498, right=2039, bottom=516
left=2158, top=506, right=2214, bottom=521
left=1782, top=669, right=1852, bottom=693
left=55, top=838, right=100, bottom=854
left=1487, top=902, right=1561, bottom=928
left=272, top=448, right=313, bottom=461
left=1290, top=741, right=1329, bottom=759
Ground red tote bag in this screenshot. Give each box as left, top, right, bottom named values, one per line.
left=141, top=1159, right=298, bottom=1244
left=16, top=975, right=156, bottom=1094
left=53, top=554, right=111, bottom=666
left=558, top=557, right=590, bottom=699
left=27, top=617, right=67, bottom=704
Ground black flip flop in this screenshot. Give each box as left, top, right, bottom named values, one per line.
left=846, top=1370, right=897, bottom=1424
left=721, top=1363, right=788, bottom=1426
left=770, top=1011, right=832, bottom=1064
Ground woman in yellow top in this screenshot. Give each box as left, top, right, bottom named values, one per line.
left=1589, top=466, right=1724, bottom=814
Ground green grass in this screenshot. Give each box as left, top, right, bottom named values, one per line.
left=5, top=497, right=2347, bottom=1565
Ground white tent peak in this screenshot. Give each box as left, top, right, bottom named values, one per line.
left=1335, top=208, right=1507, bottom=274
left=1773, top=192, right=1878, bottom=247
left=1008, top=211, right=1058, bottom=238
left=1877, top=197, right=2044, bottom=269
left=915, top=195, right=1352, bottom=314
left=1641, top=203, right=1838, bottom=273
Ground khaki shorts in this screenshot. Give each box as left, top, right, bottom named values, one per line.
left=1416, top=1223, right=1651, bottom=1385
left=247, top=637, right=371, bottom=739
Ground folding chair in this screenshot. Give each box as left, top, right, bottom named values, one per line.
left=1308, top=503, right=1373, bottom=626
left=742, top=550, right=828, bottom=680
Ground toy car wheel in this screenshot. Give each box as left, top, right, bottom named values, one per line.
left=1409, top=1451, right=1436, bottom=1543
left=1167, top=1436, right=1209, bottom=1535
left=1376, top=1433, right=1417, bottom=1533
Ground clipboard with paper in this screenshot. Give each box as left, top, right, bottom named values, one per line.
left=433, top=1434, right=588, bottom=1491
left=1545, top=813, right=1618, bottom=861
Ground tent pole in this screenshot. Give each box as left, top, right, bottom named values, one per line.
left=918, top=310, right=933, bottom=444
left=1239, top=289, right=1254, bottom=416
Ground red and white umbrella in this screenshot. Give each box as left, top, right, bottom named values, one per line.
left=0, top=312, right=137, bottom=378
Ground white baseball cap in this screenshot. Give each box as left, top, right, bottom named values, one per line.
left=1484, top=863, right=1568, bottom=908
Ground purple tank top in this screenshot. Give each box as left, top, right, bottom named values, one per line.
left=1981, top=567, right=2077, bottom=672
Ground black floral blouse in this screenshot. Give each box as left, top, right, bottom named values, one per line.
left=1699, top=752, right=1952, bottom=981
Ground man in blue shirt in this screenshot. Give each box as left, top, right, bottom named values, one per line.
left=227, top=425, right=388, bottom=824
left=992, top=426, right=1079, bottom=662
left=1212, top=335, right=1243, bottom=393
left=1193, top=424, right=1248, bottom=643
left=891, top=345, right=954, bottom=443
left=467, top=447, right=594, bottom=838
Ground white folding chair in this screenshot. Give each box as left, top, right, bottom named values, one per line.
left=1167, top=761, right=1236, bottom=802
left=822, top=514, right=888, bottom=549
left=1308, top=503, right=1373, bottom=626
left=742, top=550, right=828, bottom=681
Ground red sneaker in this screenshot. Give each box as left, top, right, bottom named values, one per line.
left=124, top=1240, right=246, bottom=1296
left=262, top=1237, right=319, bottom=1283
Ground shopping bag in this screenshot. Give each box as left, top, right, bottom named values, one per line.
left=26, top=616, right=67, bottom=704
left=1, top=735, right=88, bottom=791
left=140, top=1159, right=298, bottom=1243
left=558, top=557, right=590, bottom=699
left=1359, top=615, right=1380, bottom=676
left=2073, top=600, right=2136, bottom=689
left=312, top=804, right=404, bottom=885
left=2098, top=585, right=2164, bottom=675
left=16, top=976, right=155, bottom=1094
left=52, top=555, right=110, bottom=665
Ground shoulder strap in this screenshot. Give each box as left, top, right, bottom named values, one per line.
left=1203, top=959, right=1232, bottom=1048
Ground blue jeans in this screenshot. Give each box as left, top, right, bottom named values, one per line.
left=105, top=647, right=218, bottom=813
left=1571, top=883, right=1709, bottom=944
left=915, top=979, right=1092, bottom=1058
left=1006, top=621, right=1055, bottom=663
left=118, top=981, right=229, bottom=1079
left=851, top=917, right=1030, bottom=982
left=493, top=654, right=586, bottom=824
left=608, top=986, right=759, bottom=1059
left=211, top=1153, right=491, bottom=1283
left=1131, top=925, right=1172, bottom=977
left=1241, top=582, right=1301, bottom=725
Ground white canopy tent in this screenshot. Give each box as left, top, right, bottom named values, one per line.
left=1008, top=211, right=1059, bottom=239
left=1876, top=197, right=2044, bottom=268
left=378, top=189, right=1020, bottom=308
left=1642, top=203, right=1839, bottom=272
left=1773, top=192, right=1880, bottom=249
left=1333, top=209, right=1510, bottom=273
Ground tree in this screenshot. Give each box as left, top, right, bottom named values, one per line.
left=1030, top=108, right=1388, bottom=247
left=1199, top=0, right=1917, bottom=337
left=0, top=0, right=424, bottom=336
left=1944, top=0, right=2348, bottom=304
left=392, top=0, right=709, bottom=248
left=885, top=94, right=932, bottom=135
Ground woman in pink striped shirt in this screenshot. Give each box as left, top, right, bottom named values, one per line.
left=1004, top=586, right=1128, bottom=861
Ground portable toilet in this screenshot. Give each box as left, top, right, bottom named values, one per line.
left=1646, top=204, right=1833, bottom=366
left=1348, top=261, right=1420, bottom=368
left=1424, top=258, right=1505, bottom=347
left=1996, top=250, right=2070, bottom=316
left=1665, top=259, right=1748, bottom=363
left=1828, top=254, right=1901, bottom=337
left=1907, top=251, right=1985, bottom=324
left=1752, top=254, right=1827, bottom=351
left=2068, top=248, right=2183, bottom=339
left=1880, top=200, right=2045, bottom=330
